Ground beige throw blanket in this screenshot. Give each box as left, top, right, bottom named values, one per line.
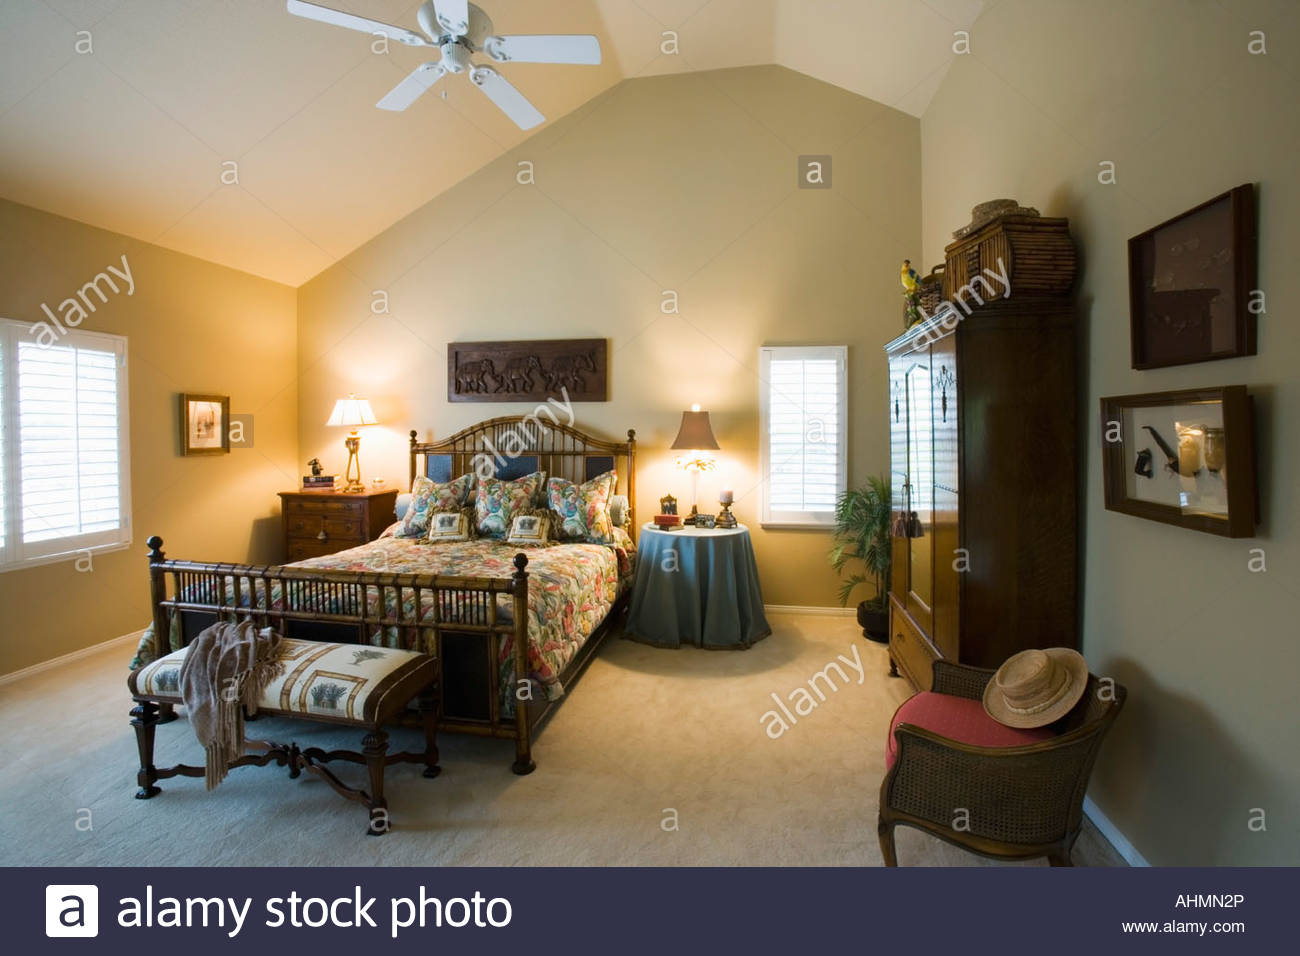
left=179, top=621, right=284, bottom=790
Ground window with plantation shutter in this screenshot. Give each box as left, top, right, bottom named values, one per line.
left=759, top=345, right=848, bottom=528
left=0, top=319, right=131, bottom=572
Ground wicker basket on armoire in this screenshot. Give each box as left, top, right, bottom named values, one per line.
left=885, top=203, right=1078, bottom=689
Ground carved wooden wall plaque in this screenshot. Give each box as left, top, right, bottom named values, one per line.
left=448, top=338, right=608, bottom=403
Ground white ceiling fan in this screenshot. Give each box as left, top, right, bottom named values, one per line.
left=286, top=0, right=602, bottom=130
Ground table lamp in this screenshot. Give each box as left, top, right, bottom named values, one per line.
left=671, top=404, right=719, bottom=525
left=326, top=395, right=377, bottom=493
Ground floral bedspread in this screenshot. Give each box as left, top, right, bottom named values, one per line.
left=131, top=538, right=634, bottom=710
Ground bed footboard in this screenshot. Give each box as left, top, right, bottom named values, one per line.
left=144, top=536, right=536, bottom=773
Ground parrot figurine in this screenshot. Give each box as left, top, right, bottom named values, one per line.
left=900, top=259, right=922, bottom=294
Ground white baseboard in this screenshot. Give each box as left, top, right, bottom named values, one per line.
left=0, top=630, right=143, bottom=687
left=764, top=604, right=857, bottom=617
left=1083, top=796, right=1150, bottom=867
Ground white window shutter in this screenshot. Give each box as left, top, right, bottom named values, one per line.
left=0, top=320, right=131, bottom=570
left=759, top=345, right=848, bottom=528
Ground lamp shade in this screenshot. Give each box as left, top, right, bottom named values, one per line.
left=671, top=409, right=719, bottom=450
left=326, top=396, right=377, bottom=428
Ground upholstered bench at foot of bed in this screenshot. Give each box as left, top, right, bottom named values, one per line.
left=128, top=638, right=440, bottom=836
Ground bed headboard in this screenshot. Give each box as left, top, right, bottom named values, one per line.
left=410, top=417, right=637, bottom=537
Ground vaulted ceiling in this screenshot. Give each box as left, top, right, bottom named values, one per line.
left=0, top=0, right=983, bottom=285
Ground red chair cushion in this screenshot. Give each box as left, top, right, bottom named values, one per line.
left=885, top=692, right=1055, bottom=769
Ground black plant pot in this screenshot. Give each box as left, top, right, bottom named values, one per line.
left=857, top=601, right=889, bottom=643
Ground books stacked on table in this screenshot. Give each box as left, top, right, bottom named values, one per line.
left=302, top=475, right=336, bottom=491
left=654, top=514, right=681, bottom=530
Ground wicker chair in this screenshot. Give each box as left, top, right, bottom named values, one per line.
left=878, top=659, right=1125, bottom=866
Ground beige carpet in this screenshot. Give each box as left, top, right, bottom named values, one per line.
left=0, top=613, right=1123, bottom=866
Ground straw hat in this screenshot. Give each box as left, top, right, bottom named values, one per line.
left=983, top=648, right=1088, bottom=728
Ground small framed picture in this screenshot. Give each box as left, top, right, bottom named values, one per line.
left=694, top=513, right=716, bottom=528
left=181, top=394, right=230, bottom=456
left=659, top=494, right=678, bottom=516
left=1128, top=184, right=1257, bottom=369
left=1099, top=386, right=1257, bottom=537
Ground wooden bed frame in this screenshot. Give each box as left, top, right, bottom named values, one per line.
left=144, top=416, right=636, bottom=775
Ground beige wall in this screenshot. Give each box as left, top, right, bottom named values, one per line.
left=0, top=200, right=298, bottom=674
left=297, top=65, right=920, bottom=608
left=921, top=0, right=1299, bottom=864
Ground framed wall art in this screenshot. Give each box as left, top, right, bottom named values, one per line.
left=1128, top=183, right=1257, bottom=369
left=1100, top=386, right=1256, bottom=537
left=448, top=338, right=607, bottom=403
left=180, top=393, right=230, bottom=456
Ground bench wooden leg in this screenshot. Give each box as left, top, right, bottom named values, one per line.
left=157, top=702, right=178, bottom=724
left=363, top=730, right=389, bottom=836
left=419, top=691, right=441, bottom=779
left=130, top=700, right=162, bottom=799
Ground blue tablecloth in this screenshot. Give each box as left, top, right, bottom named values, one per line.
left=626, top=524, right=771, bottom=649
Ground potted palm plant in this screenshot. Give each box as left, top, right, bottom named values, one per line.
left=830, top=475, right=892, bottom=643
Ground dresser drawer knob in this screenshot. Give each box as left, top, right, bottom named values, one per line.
left=317, top=530, right=328, bottom=541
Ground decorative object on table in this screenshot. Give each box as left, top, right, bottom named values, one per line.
left=659, top=493, right=677, bottom=515
left=301, top=474, right=336, bottom=491
left=951, top=198, right=1040, bottom=239
left=942, top=203, right=1072, bottom=307
left=1128, top=184, right=1256, bottom=369
left=694, top=513, right=716, bottom=529
left=670, top=404, right=719, bottom=525
left=308, top=457, right=323, bottom=477
left=716, top=488, right=737, bottom=529
left=830, top=475, right=892, bottom=643
left=326, top=395, right=378, bottom=493
left=654, top=514, right=681, bottom=530
left=447, top=338, right=607, bottom=402
left=180, top=394, right=230, bottom=456
left=1100, top=386, right=1257, bottom=537
left=285, top=0, right=603, bottom=132
left=900, top=259, right=921, bottom=293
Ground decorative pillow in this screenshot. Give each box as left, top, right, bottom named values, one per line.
left=609, top=493, right=630, bottom=528
left=506, top=512, right=551, bottom=547
left=427, top=509, right=473, bottom=543
left=398, top=474, right=472, bottom=538
left=611, top=526, right=635, bottom=552
left=547, top=471, right=617, bottom=543
left=475, top=472, right=543, bottom=539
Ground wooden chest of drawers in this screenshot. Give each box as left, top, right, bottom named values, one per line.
left=278, top=488, right=398, bottom=561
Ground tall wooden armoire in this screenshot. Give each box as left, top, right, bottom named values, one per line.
left=885, top=215, right=1079, bottom=690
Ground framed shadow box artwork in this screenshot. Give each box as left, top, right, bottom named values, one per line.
left=1100, top=386, right=1256, bottom=537
left=181, top=393, right=230, bottom=456
left=1128, top=184, right=1257, bottom=369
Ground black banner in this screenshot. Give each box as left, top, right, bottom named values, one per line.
left=11, top=866, right=1290, bottom=953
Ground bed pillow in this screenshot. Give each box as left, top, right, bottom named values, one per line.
left=506, top=512, right=552, bottom=547
left=475, top=472, right=544, bottom=539
left=427, top=509, right=474, bottom=543
left=397, top=474, right=472, bottom=538
left=609, top=493, right=630, bottom=528
left=547, top=471, right=617, bottom=543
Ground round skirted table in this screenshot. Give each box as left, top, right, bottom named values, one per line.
left=626, top=523, right=771, bottom=649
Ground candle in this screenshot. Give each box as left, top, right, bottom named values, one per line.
left=719, top=488, right=734, bottom=504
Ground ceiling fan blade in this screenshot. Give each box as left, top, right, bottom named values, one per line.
left=377, top=62, right=446, bottom=111
left=483, top=35, right=602, bottom=65
left=470, top=67, right=544, bottom=130
left=286, top=0, right=430, bottom=46
left=433, top=0, right=470, bottom=37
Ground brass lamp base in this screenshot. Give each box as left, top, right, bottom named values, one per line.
left=716, top=502, right=737, bottom=528
left=341, top=432, right=366, bottom=493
